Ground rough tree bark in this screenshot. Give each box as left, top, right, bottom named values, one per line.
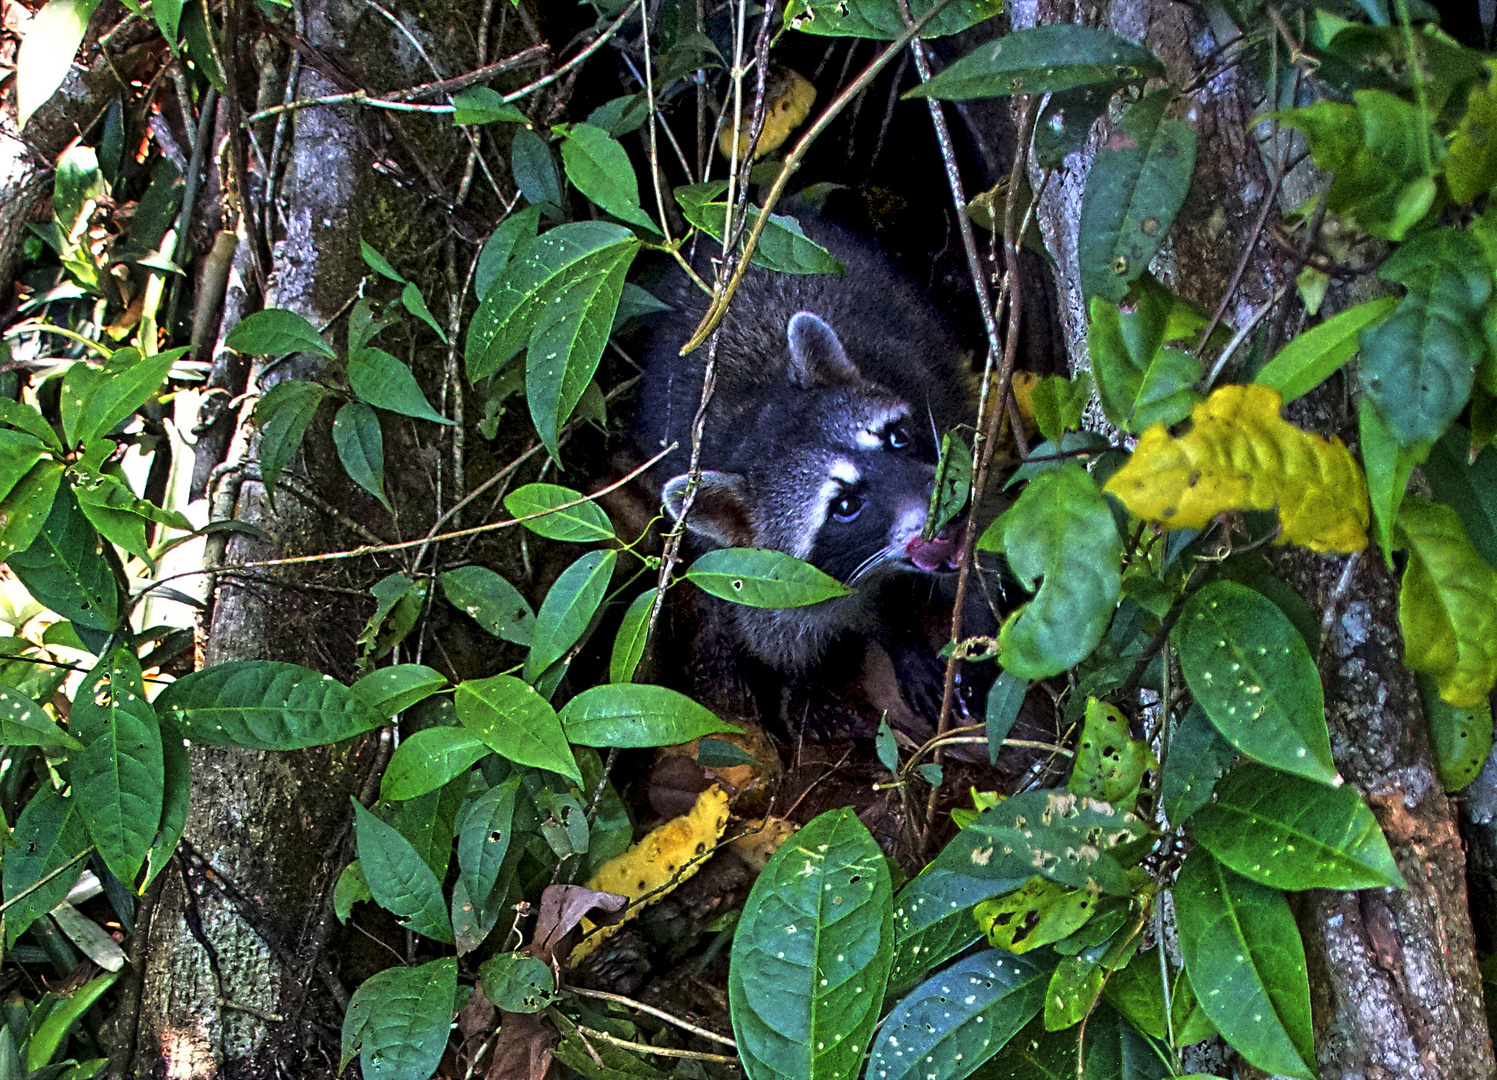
left=1012, top=1, right=1495, bottom=1076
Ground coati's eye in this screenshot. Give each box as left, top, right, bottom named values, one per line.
left=885, top=424, right=910, bottom=451
left=831, top=492, right=864, bottom=522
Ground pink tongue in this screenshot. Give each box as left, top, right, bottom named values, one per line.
left=906, top=523, right=965, bottom=571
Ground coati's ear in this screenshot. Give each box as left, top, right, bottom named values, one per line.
left=661, top=471, right=755, bottom=548
left=787, top=311, right=860, bottom=388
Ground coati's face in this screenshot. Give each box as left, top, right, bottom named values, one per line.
left=661, top=310, right=963, bottom=589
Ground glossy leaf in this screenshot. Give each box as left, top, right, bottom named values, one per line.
left=439, top=566, right=535, bottom=646
left=380, top=727, right=489, bottom=801
left=3, top=787, right=88, bottom=947
left=0, top=684, right=83, bottom=749
left=785, top=0, right=1001, bottom=37
left=348, top=348, right=452, bottom=425
left=455, top=674, right=580, bottom=785
left=0, top=459, right=64, bottom=561
left=1174, top=581, right=1337, bottom=786
left=1192, top=763, right=1403, bottom=890
left=352, top=664, right=448, bottom=720
left=333, top=401, right=390, bottom=511
left=560, top=123, right=658, bottom=233
left=254, top=380, right=326, bottom=498
left=0, top=430, right=47, bottom=506
left=1034, top=83, right=1117, bottom=168
left=610, top=589, right=654, bottom=684
left=1160, top=703, right=1235, bottom=826
left=1078, top=91, right=1196, bottom=302
left=675, top=183, right=844, bottom=274
left=685, top=547, right=853, bottom=608
left=64, top=347, right=181, bottom=447
left=560, top=683, right=738, bottom=747
left=226, top=308, right=335, bottom=358
left=1419, top=676, right=1494, bottom=791
left=70, top=649, right=162, bottom=886
left=16, top=0, right=103, bottom=128
left=352, top=800, right=453, bottom=943
left=1175, top=850, right=1315, bottom=1079
left=73, top=471, right=179, bottom=562
left=340, top=957, right=456, bottom=1079
left=144, top=716, right=190, bottom=888
left=912, top=24, right=1160, bottom=101
left=0, top=397, right=65, bottom=452
left=7, top=485, right=120, bottom=632
left=155, top=660, right=384, bottom=749
left=979, top=463, right=1121, bottom=680
left=1396, top=497, right=1497, bottom=708
left=1359, top=229, right=1489, bottom=447
left=504, top=482, right=614, bottom=542
left=1083, top=287, right=1200, bottom=434
left=523, top=549, right=616, bottom=682
left=1252, top=295, right=1398, bottom=404
left=869, top=949, right=1048, bottom=1080
left=1104, top=384, right=1370, bottom=553
left=729, top=807, right=893, bottom=1080
left=474, top=206, right=542, bottom=299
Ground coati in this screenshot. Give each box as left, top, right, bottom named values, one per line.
left=631, top=219, right=984, bottom=726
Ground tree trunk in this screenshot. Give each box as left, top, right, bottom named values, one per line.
left=1012, top=0, right=1495, bottom=1075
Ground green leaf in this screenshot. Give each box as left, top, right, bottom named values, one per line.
left=16, top=0, right=103, bottom=129
left=479, top=951, right=556, bottom=1013
left=1078, top=91, right=1197, bottom=302
left=454, top=674, right=581, bottom=785
left=439, top=566, right=535, bottom=646
left=1359, top=229, right=1489, bottom=447
left=475, top=206, right=542, bottom=299
left=348, top=348, right=452, bottom=425
left=985, top=670, right=1026, bottom=760
left=510, top=127, right=563, bottom=215
left=1068, top=697, right=1151, bottom=806
left=341, top=957, right=456, bottom=1078
left=523, top=549, right=616, bottom=682
left=675, top=184, right=844, bottom=275
left=1423, top=424, right=1497, bottom=570
left=358, top=572, right=425, bottom=661
left=906, top=24, right=1162, bottom=98
left=1396, top=497, right=1497, bottom=708
left=1359, top=395, right=1423, bottom=562
left=464, top=223, right=639, bottom=458
left=729, top=807, right=893, bottom=1080
left=7, top=485, right=120, bottom=633
left=452, top=87, right=529, bottom=126
left=254, top=380, right=326, bottom=499
left=785, top=0, right=1004, bottom=39
left=887, top=872, right=995, bottom=997
left=155, top=660, right=384, bottom=749
left=869, top=949, right=1048, bottom=1080
left=1160, top=703, right=1235, bottom=826
left=610, top=589, right=654, bottom=684
left=1192, top=762, right=1404, bottom=889
left=359, top=238, right=405, bottom=282
left=684, top=547, right=853, bottom=607
left=152, top=0, right=182, bottom=43
left=72, top=472, right=167, bottom=563
left=226, top=308, right=335, bottom=358
left=976, top=875, right=1105, bottom=954
left=334, top=862, right=372, bottom=921
left=1419, top=675, right=1494, bottom=791
left=1034, top=83, right=1117, bottom=168
left=351, top=800, right=454, bottom=943
left=3, top=787, right=88, bottom=948
left=380, top=727, right=489, bottom=801
left=400, top=281, right=449, bottom=343
left=1449, top=61, right=1497, bottom=204
left=560, top=124, right=660, bottom=234
left=457, top=775, right=521, bottom=908
left=978, top=463, right=1122, bottom=680
left=504, top=482, right=614, bottom=542
left=0, top=459, right=64, bottom=561
left=0, top=397, right=65, bottom=452
left=1175, top=850, right=1315, bottom=1079
left=926, top=431, right=971, bottom=539
left=70, top=649, right=162, bottom=886
left=352, top=664, right=448, bottom=720
left=27, top=970, right=120, bottom=1072
left=1174, top=580, right=1337, bottom=786
left=143, top=715, right=190, bottom=887
left=1253, top=296, right=1398, bottom=404
left=0, top=429, right=47, bottom=505
left=560, top=684, right=739, bottom=747
left=390, top=776, right=464, bottom=878
left=1278, top=90, right=1439, bottom=241
left=1029, top=372, right=1094, bottom=444
left=0, top=684, right=83, bottom=748
left=333, top=401, right=390, bottom=512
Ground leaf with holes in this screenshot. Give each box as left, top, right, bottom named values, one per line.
left=1161, top=703, right=1236, bottom=826
left=3, top=787, right=88, bottom=947
left=155, top=661, right=384, bottom=749
left=1068, top=697, right=1153, bottom=807
left=0, top=460, right=64, bottom=562
left=440, top=566, right=535, bottom=646
left=685, top=547, right=852, bottom=608
left=1419, top=675, right=1493, bottom=791
left=352, top=664, right=448, bottom=720
left=1175, top=850, right=1315, bottom=1079
left=729, top=807, right=893, bottom=1080
left=1191, top=763, right=1403, bottom=890
left=978, top=463, right=1121, bottom=680
left=457, top=776, right=522, bottom=908
left=7, top=486, right=120, bottom=633
left=0, top=684, right=83, bottom=749
left=1396, top=497, right=1497, bottom=708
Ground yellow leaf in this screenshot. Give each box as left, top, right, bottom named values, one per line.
left=719, top=66, right=816, bottom=162
left=1449, top=60, right=1497, bottom=205
left=1103, top=384, right=1369, bottom=553
left=1397, top=499, right=1497, bottom=709
left=571, top=785, right=730, bottom=964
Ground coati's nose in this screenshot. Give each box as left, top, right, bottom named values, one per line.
left=905, top=522, right=965, bottom=571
